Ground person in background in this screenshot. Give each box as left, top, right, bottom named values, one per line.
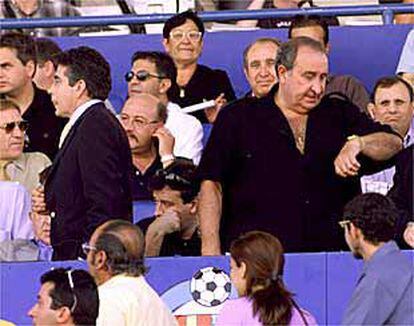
left=341, top=193, right=413, bottom=325
left=0, top=0, right=80, bottom=37
left=216, top=230, right=317, bottom=325
left=33, top=38, right=62, bottom=91
left=396, top=28, right=414, bottom=89
left=163, top=10, right=236, bottom=123
left=242, top=37, right=281, bottom=99
left=237, top=0, right=338, bottom=29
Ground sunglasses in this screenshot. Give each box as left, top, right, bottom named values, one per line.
left=124, top=70, right=165, bottom=82
left=0, top=120, right=28, bottom=133
left=153, top=169, right=192, bottom=188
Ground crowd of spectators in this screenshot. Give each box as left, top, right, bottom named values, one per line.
left=0, top=6, right=413, bottom=326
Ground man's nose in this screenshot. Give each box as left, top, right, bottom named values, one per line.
left=155, top=202, right=164, bottom=216
left=258, top=64, right=269, bottom=76
left=311, top=79, right=324, bottom=95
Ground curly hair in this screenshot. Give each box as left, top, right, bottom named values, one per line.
left=342, top=193, right=398, bottom=244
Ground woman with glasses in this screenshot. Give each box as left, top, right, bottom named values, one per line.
left=216, top=231, right=316, bottom=325
left=162, top=10, right=236, bottom=124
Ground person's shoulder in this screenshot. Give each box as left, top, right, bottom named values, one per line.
left=23, top=152, right=52, bottom=167
left=167, top=103, right=202, bottom=129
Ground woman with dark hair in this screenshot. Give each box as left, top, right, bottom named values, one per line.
left=216, top=231, right=316, bottom=325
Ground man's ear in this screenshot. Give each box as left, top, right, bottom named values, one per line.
left=25, top=60, right=36, bottom=78
left=74, top=79, right=88, bottom=98
left=277, top=65, right=288, bottom=83
left=56, top=306, right=73, bottom=324
left=43, top=60, right=56, bottom=78
left=94, top=250, right=108, bottom=271
left=325, top=42, right=331, bottom=55
left=189, top=198, right=198, bottom=215
left=159, top=78, right=172, bottom=94
left=240, top=261, right=247, bottom=279
left=367, top=103, right=376, bottom=120
left=162, top=38, right=170, bottom=53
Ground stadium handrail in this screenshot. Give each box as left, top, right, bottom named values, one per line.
left=0, top=4, right=413, bottom=30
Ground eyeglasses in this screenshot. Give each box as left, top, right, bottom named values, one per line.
left=81, top=242, right=97, bottom=256
left=66, top=269, right=78, bottom=313
left=0, top=120, right=28, bottom=133
left=170, top=30, right=202, bottom=43
left=119, top=115, right=160, bottom=129
left=338, top=220, right=351, bottom=229
left=124, top=70, right=165, bottom=83
left=153, top=169, right=192, bottom=188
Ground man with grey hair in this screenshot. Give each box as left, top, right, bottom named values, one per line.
left=242, top=37, right=281, bottom=99
left=198, top=37, right=403, bottom=254
left=84, top=219, right=177, bottom=326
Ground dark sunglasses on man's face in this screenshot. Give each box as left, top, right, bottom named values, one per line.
left=0, top=120, right=29, bottom=133
left=124, top=70, right=165, bottom=82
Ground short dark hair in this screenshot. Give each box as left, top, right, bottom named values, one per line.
left=149, top=158, right=200, bottom=204
left=163, top=10, right=205, bottom=39
left=243, top=37, right=281, bottom=69
left=371, top=75, right=414, bottom=103
left=131, top=51, right=177, bottom=83
left=40, top=268, right=99, bottom=326
left=0, top=32, right=36, bottom=65
left=34, top=38, right=62, bottom=66
left=288, top=15, right=330, bottom=46
left=95, top=220, right=147, bottom=277
left=342, top=193, right=399, bottom=245
left=54, top=46, right=111, bottom=100
left=276, top=37, right=326, bottom=76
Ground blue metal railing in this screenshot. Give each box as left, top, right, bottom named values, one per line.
left=0, top=4, right=412, bottom=30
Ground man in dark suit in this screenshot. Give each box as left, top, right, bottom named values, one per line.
left=33, top=46, right=133, bottom=260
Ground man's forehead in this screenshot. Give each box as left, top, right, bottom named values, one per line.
left=0, top=108, right=21, bottom=122
left=122, top=99, right=157, bottom=118
left=154, top=186, right=183, bottom=201
left=375, top=83, right=411, bottom=102
left=248, top=42, right=278, bottom=59
left=0, top=47, right=19, bottom=62
left=294, top=46, right=328, bottom=70
left=132, top=59, right=157, bottom=71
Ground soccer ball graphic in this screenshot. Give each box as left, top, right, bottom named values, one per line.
left=190, top=267, right=232, bottom=307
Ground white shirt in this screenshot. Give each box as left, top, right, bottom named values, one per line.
left=97, top=274, right=177, bottom=326
left=59, top=99, right=102, bottom=148
left=166, top=102, right=204, bottom=165
left=0, top=181, right=33, bottom=241
left=397, top=28, right=414, bottom=74
left=361, top=120, right=414, bottom=194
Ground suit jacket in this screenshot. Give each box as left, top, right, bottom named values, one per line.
left=45, top=102, right=133, bottom=260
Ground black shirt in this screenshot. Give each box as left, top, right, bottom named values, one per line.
left=168, top=64, right=236, bottom=123
left=22, top=84, right=67, bottom=160
left=131, top=156, right=162, bottom=201
left=137, top=216, right=201, bottom=257
left=197, top=85, right=396, bottom=252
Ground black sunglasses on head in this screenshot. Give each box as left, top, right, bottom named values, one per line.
left=124, top=70, right=165, bottom=82
left=0, top=120, right=29, bottom=133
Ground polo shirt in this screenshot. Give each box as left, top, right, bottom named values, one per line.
left=198, top=85, right=397, bottom=252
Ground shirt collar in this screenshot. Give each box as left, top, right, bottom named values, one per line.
left=404, top=118, right=414, bottom=147
left=67, top=99, right=101, bottom=127
left=362, top=240, right=399, bottom=273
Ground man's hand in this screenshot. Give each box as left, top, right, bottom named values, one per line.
left=153, top=127, right=175, bottom=158
left=29, top=212, right=51, bottom=245
left=31, top=186, right=48, bottom=214
left=334, top=137, right=363, bottom=177
left=403, top=222, right=414, bottom=248
left=147, top=211, right=181, bottom=236
left=205, top=93, right=227, bottom=124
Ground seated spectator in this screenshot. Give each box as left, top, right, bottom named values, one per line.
left=242, top=37, right=281, bottom=98
left=119, top=94, right=174, bottom=201
left=137, top=159, right=200, bottom=257
left=0, top=0, right=80, bottom=37
left=28, top=268, right=99, bottom=326
left=33, top=38, right=62, bottom=91
left=0, top=99, right=50, bottom=192
left=388, top=145, right=413, bottom=247
left=84, top=219, right=177, bottom=326
left=361, top=76, right=413, bottom=194
left=126, top=51, right=203, bottom=164
left=237, top=0, right=338, bottom=29
left=216, top=231, right=316, bottom=325
left=288, top=15, right=370, bottom=112
left=163, top=10, right=236, bottom=123
left=0, top=32, right=66, bottom=160
left=397, top=28, right=414, bottom=89
left=341, top=193, right=413, bottom=325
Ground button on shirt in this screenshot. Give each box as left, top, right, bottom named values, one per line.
left=342, top=241, right=414, bottom=325
left=131, top=156, right=162, bottom=201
